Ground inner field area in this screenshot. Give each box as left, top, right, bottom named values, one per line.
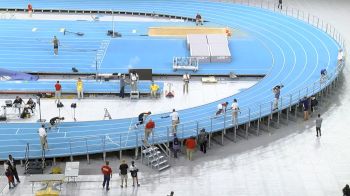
left=0, top=19, right=272, bottom=75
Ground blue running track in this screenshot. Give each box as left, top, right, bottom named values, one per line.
left=0, top=0, right=341, bottom=160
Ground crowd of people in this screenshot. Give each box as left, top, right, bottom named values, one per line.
left=101, top=160, right=140, bottom=191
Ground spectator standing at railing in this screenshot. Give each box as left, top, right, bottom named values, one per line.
left=76, top=78, right=84, bottom=100
left=185, top=136, right=196, bottom=161
left=54, top=81, right=62, bottom=103
left=27, top=3, right=33, bottom=17
left=172, top=134, right=181, bottom=158
left=144, top=119, right=155, bottom=142
left=170, top=109, right=180, bottom=134
left=6, top=155, right=20, bottom=184
left=273, top=85, right=283, bottom=111
left=320, top=68, right=328, bottom=82
left=119, top=160, right=129, bottom=188
left=310, top=96, right=318, bottom=113
left=300, top=96, right=310, bottom=121
left=38, top=124, right=48, bottom=150
left=315, top=114, right=323, bottom=137
left=338, top=49, right=344, bottom=65
left=101, top=161, right=112, bottom=191
left=129, top=161, right=140, bottom=187
left=278, top=0, right=282, bottom=10
left=198, top=128, right=208, bottom=154
left=231, top=99, right=240, bottom=128
left=161, top=109, right=180, bottom=134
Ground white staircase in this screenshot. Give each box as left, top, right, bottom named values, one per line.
left=141, top=143, right=170, bottom=171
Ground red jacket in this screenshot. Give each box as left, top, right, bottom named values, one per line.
left=101, top=165, right=112, bottom=176
left=55, top=83, right=61, bottom=91
left=185, top=138, right=196, bottom=149
left=145, top=121, right=155, bottom=129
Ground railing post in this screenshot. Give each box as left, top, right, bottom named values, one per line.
left=268, top=102, right=273, bottom=131
left=209, top=117, right=212, bottom=148
left=85, top=138, right=90, bottom=164
left=287, top=94, right=292, bottom=123
left=167, top=128, right=170, bottom=149
left=119, top=134, right=122, bottom=160
left=248, top=108, right=251, bottom=127
left=103, top=136, right=106, bottom=162
left=135, top=132, right=138, bottom=159
left=223, top=109, right=227, bottom=134
left=277, top=97, right=281, bottom=126
left=153, top=128, right=156, bottom=145
left=297, top=10, right=299, bottom=19
left=69, top=140, right=73, bottom=162
left=307, top=13, right=310, bottom=23
left=257, top=104, right=261, bottom=135
left=196, top=121, right=199, bottom=136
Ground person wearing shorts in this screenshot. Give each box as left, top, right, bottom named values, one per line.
left=119, top=160, right=128, bottom=188
left=52, top=36, right=60, bottom=55
left=54, top=81, right=62, bottom=103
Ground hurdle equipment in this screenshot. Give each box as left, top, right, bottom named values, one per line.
left=103, top=108, right=112, bottom=120
left=173, top=57, right=199, bottom=72
left=148, top=26, right=232, bottom=37
left=165, top=83, right=175, bottom=98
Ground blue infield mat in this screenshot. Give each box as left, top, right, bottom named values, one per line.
left=0, top=19, right=271, bottom=75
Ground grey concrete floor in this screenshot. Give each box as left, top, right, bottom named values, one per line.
left=1, top=0, right=350, bottom=195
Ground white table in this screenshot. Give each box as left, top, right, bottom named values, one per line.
left=65, top=162, right=79, bottom=183
left=27, top=174, right=65, bottom=193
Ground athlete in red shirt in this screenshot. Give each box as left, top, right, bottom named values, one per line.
left=144, top=119, right=155, bottom=142
left=54, top=81, right=62, bottom=102
left=101, top=161, right=112, bottom=191
left=27, top=3, right=33, bottom=17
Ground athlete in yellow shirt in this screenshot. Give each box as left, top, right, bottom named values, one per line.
left=76, top=78, right=84, bottom=99
left=150, top=82, right=159, bottom=98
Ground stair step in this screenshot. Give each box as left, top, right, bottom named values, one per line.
left=142, top=146, right=158, bottom=154
left=158, top=164, right=170, bottom=171
left=152, top=159, right=168, bottom=168
left=145, top=151, right=161, bottom=159
left=149, top=155, right=165, bottom=163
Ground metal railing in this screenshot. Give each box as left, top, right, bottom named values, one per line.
left=0, top=1, right=346, bottom=162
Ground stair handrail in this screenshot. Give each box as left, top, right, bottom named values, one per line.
left=24, top=142, right=29, bottom=164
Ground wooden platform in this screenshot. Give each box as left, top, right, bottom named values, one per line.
left=148, top=26, right=232, bottom=37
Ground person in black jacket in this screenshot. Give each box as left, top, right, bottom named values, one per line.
left=7, top=154, right=20, bottom=183
left=343, top=184, right=350, bottom=196
left=278, top=0, right=282, bottom=9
